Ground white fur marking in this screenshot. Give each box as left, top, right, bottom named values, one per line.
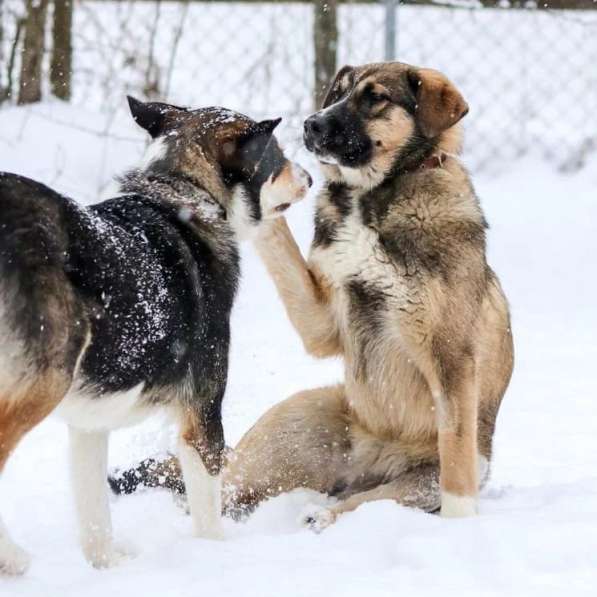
left=178, top=439, right=223, bottom=539
left=228, top=185, right=258, bottom=241
left=56, top=381, right=150, bottom=431
left=440, top=491, right=478, bottom=518
left=140, top=137, right=168, bottom=171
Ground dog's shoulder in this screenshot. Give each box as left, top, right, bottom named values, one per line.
left=360, top=162, right=487, bottom=276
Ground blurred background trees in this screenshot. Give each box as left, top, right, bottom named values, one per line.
left=0, top=0, right=595, bottom=172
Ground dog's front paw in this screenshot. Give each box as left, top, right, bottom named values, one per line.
left=83, top=538, right=136, bottom=569
left=440, top=492, right=478, bottom=518
left=192, top=519, right=224, bottom=541
left=0, top=537, right=31, bottom=576
left=301, top=506, right=336, bottom=534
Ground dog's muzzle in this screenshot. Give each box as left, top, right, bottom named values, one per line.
left=303, top=107, right=371, bottom=166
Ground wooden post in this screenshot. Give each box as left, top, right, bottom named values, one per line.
left=18, top=0, right=50, bottom=105
left=51, top=0, right=73, bottom=101
left=313, top=0, right=338, bottom=110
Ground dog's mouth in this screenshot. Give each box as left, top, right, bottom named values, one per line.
left=304, top=134, right=338, bottom=166
left=317, top=155, right=339, bottom=166
left=275, top=202, right=291, bottom=213
left=305, top=133, right=368, bottom=168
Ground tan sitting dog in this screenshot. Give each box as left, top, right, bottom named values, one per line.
left=111, top=62, right=514, bottom=529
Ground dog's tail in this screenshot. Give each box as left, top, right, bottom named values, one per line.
left=108, top=454, right=186, bottom=496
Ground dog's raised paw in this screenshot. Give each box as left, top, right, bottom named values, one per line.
left=0, top=538, right=31, bottom=576
left=300, top=506, right=336, bottom=534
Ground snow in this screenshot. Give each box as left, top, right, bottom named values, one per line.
left=1, top=102, right=597, bottom=596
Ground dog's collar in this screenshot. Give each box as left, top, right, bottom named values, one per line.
left=419, top=152, right=448, bottom=171
left=394, top=151, right=450, bottom=178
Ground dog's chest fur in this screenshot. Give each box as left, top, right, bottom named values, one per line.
left=310, top=181, right=419, bottom=331
left=308, top=175, right=469, bottom=439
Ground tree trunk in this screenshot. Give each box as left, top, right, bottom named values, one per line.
left=313, top=0, right=337, bottom=110
left=18, top=0, right=50, bottom=105
left=51, top=0, right=73, bottom=100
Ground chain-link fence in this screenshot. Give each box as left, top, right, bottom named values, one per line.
left=1, top=0, right=597, bottom=176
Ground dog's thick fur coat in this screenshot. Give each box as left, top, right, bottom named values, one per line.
left=0, top=99, right=308, bottom=574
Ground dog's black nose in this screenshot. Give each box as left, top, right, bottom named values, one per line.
left=304, top=114, right=328, bottom=140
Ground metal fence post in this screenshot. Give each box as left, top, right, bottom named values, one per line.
left=384, top=0, right=397, bottom=61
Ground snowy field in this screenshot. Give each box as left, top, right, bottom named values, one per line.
left=0, top=100, right=596, bottom=596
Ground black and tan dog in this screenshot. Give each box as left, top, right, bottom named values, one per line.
left=112, top=62, right=514, bottom=529
left=0, top=98, right=309, bottom=574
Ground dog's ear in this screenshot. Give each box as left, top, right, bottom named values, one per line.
left=220, top=118, right=282, bottom=162
left=321, top=65, right=355, bottom=109
left=127, top=96, right=188, bottom=138
left=407, top=68, right=469, bottom=138
left=251, top=118, right=282, bottom=137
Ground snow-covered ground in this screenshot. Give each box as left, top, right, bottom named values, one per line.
left=1, top=103, right=597, bottom=596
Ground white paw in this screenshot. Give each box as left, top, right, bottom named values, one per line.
left=300, top=506, right=336, bottom=534
left=192, top=520, right=224, bottom=541
left=0, top=537, right=31, bottom=576
left=83, top=539, right=136, bottom=569
left=440, top=492, right=478, bottom=518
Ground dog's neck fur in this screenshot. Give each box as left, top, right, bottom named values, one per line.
left=118, top=170, right=240, bottom=263
left=119, top=170, right=227, bottom=225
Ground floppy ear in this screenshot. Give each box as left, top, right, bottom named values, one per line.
left=321, top=65, right=355, bottom=109
left=127, top=96, right=188, bottom=138
left=407, top=68, right=469, bottom=138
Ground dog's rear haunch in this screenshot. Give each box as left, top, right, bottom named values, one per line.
left=0, top=100, right=309, bottom=574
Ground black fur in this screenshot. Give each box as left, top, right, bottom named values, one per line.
left=109, top=457, right=185, bottom=496
left=312, top=208, right=338, bottom=249
left=0, top=170, right=240, bottom=467
left=346, top=280, right=388, bottom=381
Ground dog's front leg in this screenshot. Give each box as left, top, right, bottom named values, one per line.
left=178, top=403, right=224, bottom=540
left=434, top=356, right=479, bottom=518
left=69, top=427, right=133, bottom=568
left=254, top=217, right=342, bottom=358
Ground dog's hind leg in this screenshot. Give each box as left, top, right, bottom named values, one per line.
left=223, top=385, right=351, bottom=518
left=0, top=373, right=71, bottom=575
left=303, top=463, right=441, bottom=533
left=178, top=393, right=225, bottom=539
left=69, top=427, right=135, bottom=568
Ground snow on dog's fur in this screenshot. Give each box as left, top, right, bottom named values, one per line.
left=0, top=98, right=309, bottom=574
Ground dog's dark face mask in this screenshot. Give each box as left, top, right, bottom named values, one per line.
left=303, top=62, right=469, bottom=183
left=127, top=98, right=311, bottom=232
